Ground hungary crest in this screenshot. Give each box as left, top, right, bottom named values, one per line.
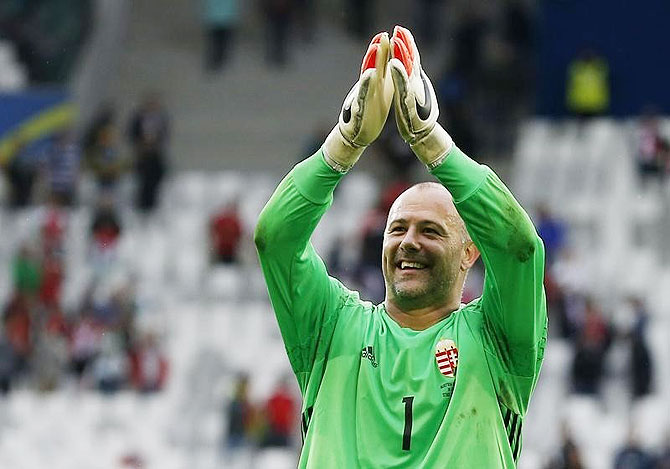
left=435, top=338, right=459, bottom=377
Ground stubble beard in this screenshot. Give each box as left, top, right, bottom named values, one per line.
left=389, top=269, right=453, bottom=310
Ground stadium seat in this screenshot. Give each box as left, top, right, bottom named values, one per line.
left=206, top=265, right=243, bottom=302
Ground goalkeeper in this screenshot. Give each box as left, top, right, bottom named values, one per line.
left=255, top=26, right=547, bottom=468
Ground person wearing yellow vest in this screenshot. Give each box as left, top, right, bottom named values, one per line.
left=566, top=48, right=610, bottom=118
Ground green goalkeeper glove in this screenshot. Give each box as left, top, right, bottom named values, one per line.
left=389, top=25, right=453, bottom=169
left=322, top=32, right=394, bottom=173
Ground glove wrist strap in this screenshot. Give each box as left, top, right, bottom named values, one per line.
left=410, top=124, right=453, bottom=169
left=322, top=126, right=366, bottom=173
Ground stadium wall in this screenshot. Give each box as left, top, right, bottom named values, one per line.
left=536, top=0, right=670, bottom=117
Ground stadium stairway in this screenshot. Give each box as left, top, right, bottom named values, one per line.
left=108, top=0, right=450, bottom=174
left=109, top=0, right=360, bottom=173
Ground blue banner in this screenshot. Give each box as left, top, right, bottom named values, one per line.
left=0, top=89, right=75, bottom=164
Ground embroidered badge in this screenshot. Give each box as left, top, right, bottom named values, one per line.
left=435, top=338, right=459, bottom=378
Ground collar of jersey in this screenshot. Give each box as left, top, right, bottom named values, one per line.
left=378, top=303, right=463, bottom=335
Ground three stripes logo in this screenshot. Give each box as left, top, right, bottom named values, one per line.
left=503, top=406, right=523, bottom=462
left=301, top=405, right=314, bottom=441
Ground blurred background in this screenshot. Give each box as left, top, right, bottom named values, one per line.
left=1, top=0, right=669, bottom=468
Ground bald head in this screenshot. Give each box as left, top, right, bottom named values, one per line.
left=387, top=182, right=469, bottom=243
left=381, top=181, right=479, bottom=322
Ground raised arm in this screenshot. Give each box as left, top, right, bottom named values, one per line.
left=388, top=25, right=546, bottom=413
left=254, top=32, right=393, bottom=388
left=254, top=151, right=346, bottom=381
left=431, top=148, right=546, bottom=382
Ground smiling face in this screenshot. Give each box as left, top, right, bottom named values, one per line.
left=382, top=183, right=472, bottom=311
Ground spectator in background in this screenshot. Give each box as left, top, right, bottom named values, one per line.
left=635, top=109, right=668, bottom=183
left=86, top=120, right=125, bottom=198
left=545, top=423, right=585, bottom=469
left=39, top=253, right=63, bottom=309
left=83, top=105, right=116, bottom=155
left=356, top=200, right=390, bottom=303
left=0, top=326, right=16, bottom=395
left=550, top=249, right=592, bottom=339
left=32, top=316, right=69, bottom=392
left=626, top=297, right=654, bottom=399
left=129, top=332, right=168, bottom=393
left=44, top=304, right=69, bottom=340
left=3, top=137, right=36, bottom=208
left=128, top=92, right=169, bottom=213
left=40, top=131, right=80, bottom=207
left=566, top=48, right=610, bottom=120
left=571, top=297, right=612, bottom=396
left=69, top=308, right=102, bottom=381
left=39, top=207, right=67, bottom=309
left=111, top=284, right=138, bottom=352
left=2, top=293, right=32, bottom=378
left=89, top=197, right=124, bottom=279
left=209, top=201, right=243, bottom=264
left=260, top=0, right=294, bottom=67
left=613, top=430, right=655, bottom=469
left=91, top=198, right=122, bottom=252
left=355, top=180, right=412, bottom=303
left=535, top=203, right=567, bottom=266
left=41, top=205, right=66, bottom=257
left=261, top=377, right=296, bottom=448
left=202, top=0, right=239, bottom=72
left=92, top=333, right=127, bottom=394
left=12, top=243, right=41, bottom=299
left=226, top=373, right=255, bottom=451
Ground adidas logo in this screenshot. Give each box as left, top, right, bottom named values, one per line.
left=361, top=345, right=378, bottom=368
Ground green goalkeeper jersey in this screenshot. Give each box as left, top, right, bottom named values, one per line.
left=254, top=146, right=547, bottom=468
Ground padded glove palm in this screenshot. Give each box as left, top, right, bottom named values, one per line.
left=323, top=32, right=394, bottom=172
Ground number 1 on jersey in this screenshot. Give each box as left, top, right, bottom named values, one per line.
left=402, top=396, right=414, bottom=451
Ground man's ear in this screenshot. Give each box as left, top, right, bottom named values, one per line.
left=461, top=241, right=480, bottom=271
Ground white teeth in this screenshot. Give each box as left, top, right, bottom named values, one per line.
left=401, top=261, right=425, bottom=269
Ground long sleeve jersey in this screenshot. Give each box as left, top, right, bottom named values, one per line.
left=254, top=146, right=547, bottom=468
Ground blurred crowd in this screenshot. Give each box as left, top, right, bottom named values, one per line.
left=0, top=205, right=169, bottom=396
left=538, top=201, right=668, bottom=469
left=4, top=93, right=169, bottom=213
left=548, top=425, right=670, bottom=469
left=0, top=94, right=171, bottom=396
left=218, top=373, right=299, bottom=466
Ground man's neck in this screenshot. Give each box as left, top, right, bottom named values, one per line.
left=383, top=298, right=461, bottom=331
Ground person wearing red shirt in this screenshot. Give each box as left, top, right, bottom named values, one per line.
left=262, top=377, right=296, bottom=447
left=210, top=202, right=243, bottom=264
